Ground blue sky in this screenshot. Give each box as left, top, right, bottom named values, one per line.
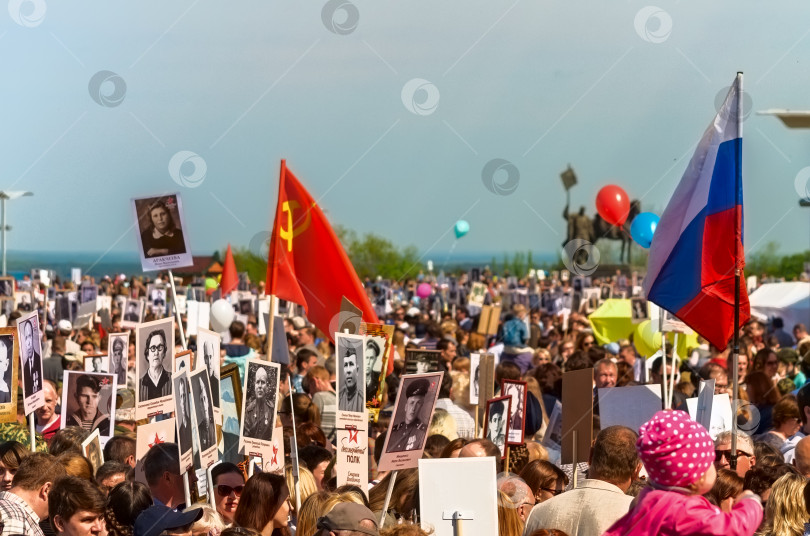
left=1, top=0, right=809, bottom=267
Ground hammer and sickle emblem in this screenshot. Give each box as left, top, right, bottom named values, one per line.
left=280, top=200, right=312, bottom=252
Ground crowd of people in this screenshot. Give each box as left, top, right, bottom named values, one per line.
left=0, top=267, right=807, bottom=536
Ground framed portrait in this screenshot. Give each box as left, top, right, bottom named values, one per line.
left=484, top=396, right=511, bottom=459
left=219, top=363, right=243, bottom=464
left=0, top=328, right=19, bottom=423
left=362, top=335, right=386, bottom=405
left=174, top=349, right=193, bottom=373
left=501, top=380, right=527, bottom=445
left=600, top=284, right=613, bottom=301
left=61, top=370, right=117, bottom=445
left=188, top=368, right=217, bottom=468
left=121, top=299, right=143, bottom=329
left=359, top=323, right=394, bottom=415
left=148, top=285, right=168, bottom=315
left=82, top=430, right=104, bottom=474
left=239, top=359, right=280, bottom=457
left=196, top=328, right=221, bottom=424
left=83, top=354, right=109, bottom=373
left=335, top=333, right=365, bottom=414
left=135, top=317, right=175, bottom=420
left=378, top=372, right=443, bottom=471
left=404, top=349, right=441, bottom=375
left=469, top=353, right=481, bottom=405
left=107, top=333, right=129, bottom=388
left=80, top=284, right=98, bottom=305
left=17, top=311, right=44, bottom=415
left=630, top=297, right=649, bottom=323
left=132, top=193, right=193, bottom=272
left=238, top=299, right=253, bottom=316
left=172, top=370, right=194, bottom=473
left=0, top=298, right=14, bottom=319
left=15, top=290, right=33, bottom=313
left=0, top=277, right=14, bottom=299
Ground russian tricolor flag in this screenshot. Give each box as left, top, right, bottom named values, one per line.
left=643, top=76, right=750, bottom=350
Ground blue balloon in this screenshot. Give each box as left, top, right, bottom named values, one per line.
left=454, top=220, right=470, bottom=239
left=630, top=212, right=659, bottom=248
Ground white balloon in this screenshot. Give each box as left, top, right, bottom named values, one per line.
left=210, top=299, right=235, bottom=333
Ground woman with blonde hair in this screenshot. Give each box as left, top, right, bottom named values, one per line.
left=295, top=490, right=366, bottom=536
left=188, top=503, right=226, bottom=536
left=285, top=465, right=317, bottom=529
left=497, top=489, right=524, bottom=536
left=755, top=472, right=806, bottom=536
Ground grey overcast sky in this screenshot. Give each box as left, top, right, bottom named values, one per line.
left=1, top=0, right=809, bottom=264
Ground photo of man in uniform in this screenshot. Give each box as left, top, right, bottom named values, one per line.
left=110, top=336, right=127, bottom=386
left=124, top=300, right=140, bottom=322
left=387, top=378, right=430, bottom=453
left=244, top=365, right=275, bottom=441
left=65, top=374, right=111, bottom=436
left=20, top=317, right=42, bottom=398
left=338, top=345, right=364, bottom=413
left=364, top=338, right=382, bottom=404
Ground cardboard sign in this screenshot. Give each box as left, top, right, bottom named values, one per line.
left=561, top=368, right=593, bottom=465
left=134, top=418, right=176, bottom=485
left=477, top=354, right=496, bottom=408
left=132, top=194, right=193, bottom=272
left=597, top=384, right=662, bottom=433
left=135, top=318, right=175, bottom=420
left=260, top=426, right=286, bottom=474
left=686, top=393, right=732, bottom=439
left=560, top=165, right=577, bottom=191
left=418, top=458, right=498, bottom=536
left=336, top=427, right=368, bottom=494
left=477, top=305, right=501, bottom=336
left=335, top=333, right=367, bottom=430
left=468, top=282, right=487, bottom=307
left=695, top=379, right=715, bottom=432
left=239, top=359, right=281, bottom=461
left=378, top=372, right=443, bottom=472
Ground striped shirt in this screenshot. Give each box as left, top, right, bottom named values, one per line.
left=139, top=368, right=172, bottom=401
left=0, top=490, right=43, bottom=536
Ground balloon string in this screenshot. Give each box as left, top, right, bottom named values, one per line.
left=443, top=241, right=458, bottom=270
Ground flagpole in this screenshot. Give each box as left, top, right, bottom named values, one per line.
left=730, top=72, right=743, bottom=471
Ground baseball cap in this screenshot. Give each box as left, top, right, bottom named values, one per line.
left=292, top=316, right=307, bottom=330
left=316, top=503, right=379, bottom=536
left=57, top=319, right=72, bottom=332
left=134, top=505, right=203, bottom=536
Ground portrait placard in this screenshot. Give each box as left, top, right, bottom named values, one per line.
left=336, top=427, right=368, bottom=494
left=0, top=328, right=19, bottom=423
left=260, top=426, right=285, bottom=474
left=132, top=194, right=193, bottom=272
left=80, top=284, right=98, bottom=305
left=133, top=417, right=176, bottom=486
left=501, top=380, right=527, bottom=445
left=17, top=311, right=44, bottom=415
left=172, top=369, right=194, bottom=473
left=121, top=298, right=143, bottom=329
left=218, top=364, right=243, bottom=464
left=174, top=349, right=193, bottom=373
left=0, top=277, right=14, bottom=299
left=358, top=322, right=394, bottom=416
left=196, top=328, right=221, bottom=424
left=483, top=396, right=510, bottom=459
left=630, top=297, right=649, bottom=323
left=378, top=371, right=443, bottom=472
left=135, top=318, right=175, bottom=420
left=238, top=359, right=280, bottom=459
left=468, top=282, right=487, bottom=307
left=188, top=368, right=217, bottom=469
left=83, top=354, right=109, bottom=373
left=82, top=429, right=104, bottom=474
left=469, top=353, right=481, bottom=405
left=335, top=333, right=366, bottom=427
left=404, top=349, right=440, bottom=375
left=107, top=332, right=129, bottom=388
left=61, top=370, right=117, bottom=446
left=541, top=400, right=563, bottom=451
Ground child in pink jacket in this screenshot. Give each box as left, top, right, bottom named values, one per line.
left=602, top=410, right=762, bottom=536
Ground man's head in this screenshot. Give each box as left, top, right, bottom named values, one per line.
left=714, top=430, right=755, bottom=478
left=306, top=366, right=330, bottom=395
left=343, top=348, right=358, bottom=391
left=211, top=462, right=245, bottom=525
left=403, top=379, right=428, bottom=425
left=143, top=443, right=183, bottom=508
left=144, top=329, right=167, bottom=369
left=497, top=475, right=535, bottom=523
left=49, top=476, right=106, bottom=536
left=177, top=378, right=189, bottom=422
left=112, top=338, right=124, bottom=359
left=588, top=425, right=640, bottom=491
left=36, top=380, right=58, bottom=425
left=296, top=349, right=318, bottom=375
left=794, top=436, right=810, bottom=477
left=316, top=502, right=379, bottom=536
left=254, top=367, right=268, bottom=400
left=365, top=339, right=380, bottom=377
left=23, top=319, right=34, bottom=361
left=203, top=341, right=215, bottom=377
left=593, top=359, right=617, bottom=389
left=10, top=452, right=68, bottom=519
left=459, top=439, right=503, bottom=472
left=94, top=461, right=128, bottom=494
left=103, top=436, right=136, bottom=468
left=438, top=339, right=457, bottom=364
left=74, top=375, right=102, bottom=421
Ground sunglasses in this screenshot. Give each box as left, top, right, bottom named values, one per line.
left=715, top=449, right=750, bottom=463
left=217, top=485, right=244, bottom=496
left=539, top=487, right=564, bottom=496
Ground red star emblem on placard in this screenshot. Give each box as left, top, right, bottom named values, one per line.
left=271, top=444, right=278, bottom=465
left=148, top=433, right=164, bottom=448
left=100, top=377, right=111, bottom=385
left=348, top=428, right=359, bottom=444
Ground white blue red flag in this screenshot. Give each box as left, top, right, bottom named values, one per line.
left=643, top=76, right=750, bottom=350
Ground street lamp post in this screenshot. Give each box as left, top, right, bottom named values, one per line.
left=0, top=191, right=33, bottom=276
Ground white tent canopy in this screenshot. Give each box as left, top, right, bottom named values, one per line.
left=749, top=282, right=810, bottom=330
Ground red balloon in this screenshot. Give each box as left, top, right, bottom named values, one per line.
left=595, top=185, right=631, bottom=226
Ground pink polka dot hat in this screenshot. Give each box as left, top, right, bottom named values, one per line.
left=637, top=410, right=714, bottom=488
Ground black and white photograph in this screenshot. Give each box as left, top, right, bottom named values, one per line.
left=132, top=194, right=193, bottom=272
left=82, top=430, right=104, bottom=474
left=16, top=291, right=32, bottom=313
left=0, top=331, right=17, bottom=413
left=172, top=370, right=194, bottom=470
left=364, top=336, right=385, bottom=404
left=336, top=333, right=365, bottom=413
left=0, top=277, right=14, bottom=299
left=135, top=318, right=175, bottom=419
left=238, top=298, right=253, bottom=315
left=502, top=380, right=527, bottom=445
left=384, top=373, right=442, bottom=455
left=17, top=311, right=44, bottom=415
left=600, top=284, right=613, bottom=301
left=80, top=284, right=98, bottom=304
left=148, top=285, right=168, bottom=314
left=484, top=396, right=511, bottom=459
left=174, top=349, right=193, bottom=373
left=404, top=349, right=441, bottom=375
left=239, top=359, right=280, bottom=443
left=83, top=354, right=109, bottom=373
left=631, top=297, right=649, bottom=323
left=189, top=368, right=217, bottom=463
left=61, top=371, right=116, bottom=443
left=469, top=353, right=481, bottom=405
left=107, top=333, right=129, bottom=387
left=196, top=328, right=221, bottom=422
left=0, top=299, right=14, bottom=319
left=121, top=299, right=143, bottom=330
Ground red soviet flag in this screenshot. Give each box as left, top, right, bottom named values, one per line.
left=219, top=244, right=239, bottom=296
left=266, top=160, right=378, bottom=339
